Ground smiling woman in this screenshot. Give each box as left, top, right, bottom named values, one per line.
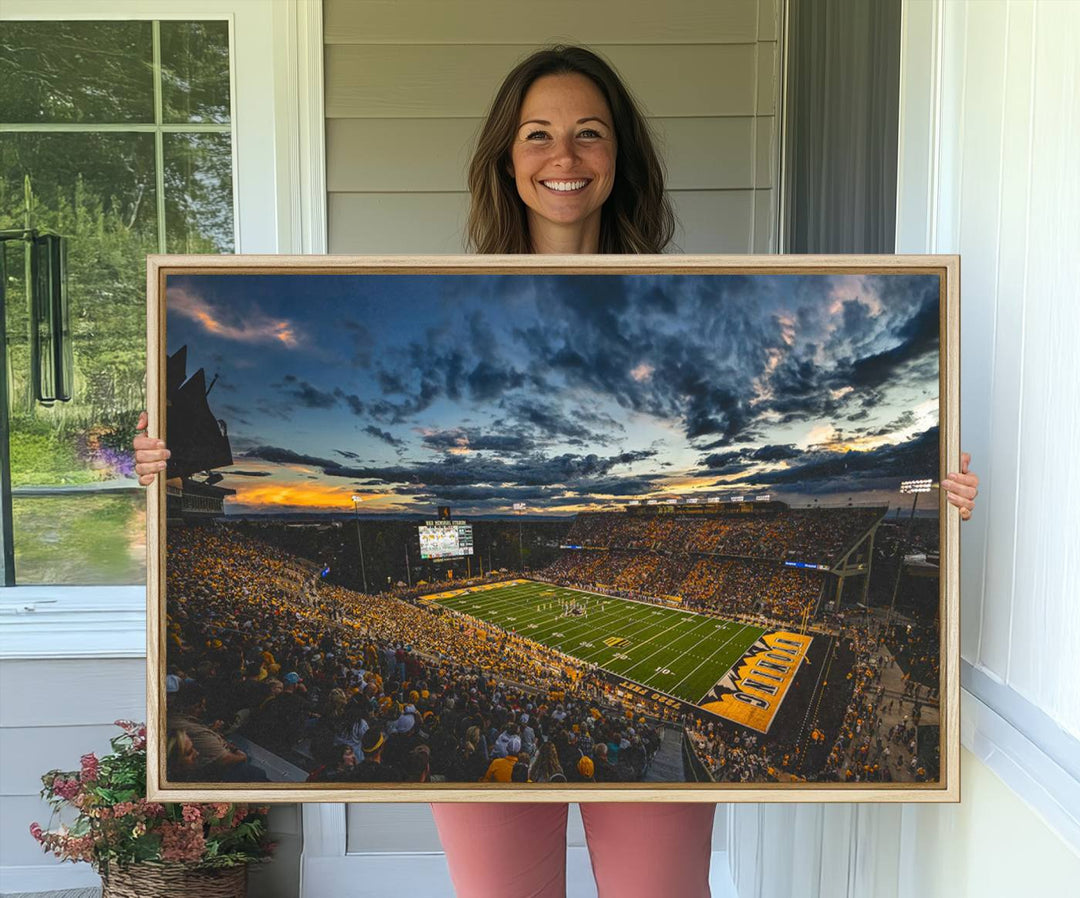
left=509, top=73, right=617, bottom=252
left=466, top=45, right=673, bottom=254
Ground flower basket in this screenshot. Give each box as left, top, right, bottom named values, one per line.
left=101, top=862, right=247, bottom=898
left=30, top=721, right=273, bottom=890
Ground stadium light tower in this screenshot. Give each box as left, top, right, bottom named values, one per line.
left=351, top=494, right=369, bottom=594
left=513, top=502, right=526, bottom=573
left=888, top=478, right=935, bottom=630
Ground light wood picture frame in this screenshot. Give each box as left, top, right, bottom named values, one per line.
left=146, top=254, right=960, bottom=803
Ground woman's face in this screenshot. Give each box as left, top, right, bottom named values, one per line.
left=509, top=73, right=616, bottom=243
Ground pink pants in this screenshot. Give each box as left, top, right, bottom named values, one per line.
left=431, top=802, right=715, bottom=898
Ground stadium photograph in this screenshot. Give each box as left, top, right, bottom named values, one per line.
left=154, top=263, right=948, bottom=795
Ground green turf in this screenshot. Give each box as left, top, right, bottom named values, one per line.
left=430, top=580, right=766, bottom=706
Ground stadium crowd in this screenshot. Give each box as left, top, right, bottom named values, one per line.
left=164, top=524, right=668, bottom=785
left=567, top=508, right=883, bottom=564
left=541, top=551, right=823, bottom=625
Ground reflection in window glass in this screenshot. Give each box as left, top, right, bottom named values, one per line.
left=160, top=20, right=231, bottom=124
left=12, top=494, right=146, bottom=586
left=0, top=22, right=154, bottom=124
left=164, top=133, right=235, bottom=253
left=2, top=20, right=234, bottom=585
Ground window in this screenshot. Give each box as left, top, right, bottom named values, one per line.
left=1, top=19, right=234, bottom=584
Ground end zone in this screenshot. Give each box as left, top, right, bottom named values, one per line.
left=698, top=631, right=813, bottom=733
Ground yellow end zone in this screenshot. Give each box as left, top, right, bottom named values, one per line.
left=698, top=631, right=813, bottom=734
left=417, top=579, right=530, bottom=604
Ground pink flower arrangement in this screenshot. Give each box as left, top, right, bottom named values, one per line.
left=30, top=721, right=272, bottom=875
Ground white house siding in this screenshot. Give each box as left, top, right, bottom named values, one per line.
left=0, top=657, right=146, bottom=893
left=324, top=0, right=781, bottom=254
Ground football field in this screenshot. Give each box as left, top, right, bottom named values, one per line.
left=426, top=580, right=766, bottom=706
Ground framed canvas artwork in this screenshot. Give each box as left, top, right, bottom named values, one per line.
left=145, top=254, right=959, bottom=803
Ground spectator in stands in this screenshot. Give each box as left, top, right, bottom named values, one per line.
left=403, top=744, right=432, bottom=783
left=382, top=708, right=424, bottom=771
left=592, top=743, right=621, bottom=782
left=307, top=742, right=357, bottom=783
left=353, top=728, right=401, bottom=782
left=166, top=683, right=268, bottom=782
left=482, top=736, right=523, bottom=783
left=166, top=728, right=200, bottom=782
left=529, top=742, right=564, bottom=784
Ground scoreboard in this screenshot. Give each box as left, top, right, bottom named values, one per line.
left=418, top=520, right=474, bottom=559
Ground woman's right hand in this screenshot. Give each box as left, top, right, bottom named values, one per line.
left=133, top=410, right=170, bottom=486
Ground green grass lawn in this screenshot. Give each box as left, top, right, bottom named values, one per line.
left=431, top=580, right=765, bottom=706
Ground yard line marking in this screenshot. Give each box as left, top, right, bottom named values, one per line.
left=668, top=622, right=759, bottom=696
left=617, top=612, right=726, bottom=684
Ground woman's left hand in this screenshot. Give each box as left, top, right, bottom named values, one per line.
left=941, top=452, right=979, bottom=521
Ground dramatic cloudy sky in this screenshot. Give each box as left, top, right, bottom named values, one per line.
left=166, top=272, right=942, bottom=516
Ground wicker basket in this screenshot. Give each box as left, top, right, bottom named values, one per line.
left=100, top=863, right=247, bottom=898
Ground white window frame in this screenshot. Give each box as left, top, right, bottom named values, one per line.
left=0, top=0, right=325, bottom=659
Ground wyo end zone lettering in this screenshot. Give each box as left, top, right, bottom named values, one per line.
left=699, top=631, right=813, bottom=734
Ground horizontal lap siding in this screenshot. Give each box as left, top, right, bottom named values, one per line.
left=324, top=0, right=761, bottom=45
left=327, top=117, right=771, bottom=192
left=324, top=1, right=780, bottom=254
left=0, top=658, right=145, bottom=868
left=325, top=44, right=761, bottom=118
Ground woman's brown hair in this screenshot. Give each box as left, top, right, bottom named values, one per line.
left=467, top=45, right=675, bottom=254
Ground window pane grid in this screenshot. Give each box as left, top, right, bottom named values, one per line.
left=0, top=18, right=234, bottom=583
left=153, top=20, right=167, bottom=253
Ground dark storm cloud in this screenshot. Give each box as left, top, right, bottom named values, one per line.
left=363, top=425, right=403, bottom=447
left=368, top=310, right=531, bottom=422
left=243, top=445, right=657, bottom=489
left=866, top=410, right=917, bottom=437
left=395, top=483, right=559, bottom=504
left=503, top=400, right=615, bottom=445
left=749, top=444, right=802, bottom=461
left=699, top=443, right=800, bottom=471
left=225, top=470, right=272, bottom=477
left=465, top=360, right=527, bottom=400
left=277, top=375, right=338, bottom=409
left=335, top=389, right=366, bottom=417
left=843, top=292, right=940, bottom=390
left=511, top=276, right=803, bottom=446
left=732, top=427, right=940, bottom=494
left=244, top=446, right=346, bottom=470
left=566, top=474, right=667, bottom=497
left=334, top=449, right=360, bottom=460
left=701, top=450, right=744, bottom=469
left=421, top=428, right=536, bottom=455
left=273, top=376, right=365, bottom=416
